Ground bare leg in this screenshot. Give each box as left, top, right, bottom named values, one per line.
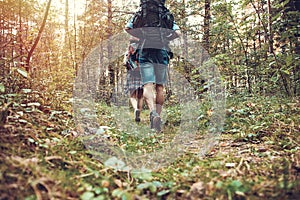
left=143, top=83, right=155, bottom=112
left=129, top=91, right=138, bottom=110
left=155, top=84, right=164, bottom=115
left=143, top=83, right=163, bottom=131
left=136, top=88, right=144, bottom=111
left=130, top=90, right=142, bottom=122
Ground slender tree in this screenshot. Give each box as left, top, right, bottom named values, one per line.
left=107, top=0, right=114, bottom=87
left=64, top=0, right=69, bottom=46
left=25, top=0, right=52, bottom=72
left=202, top=0, right=211, bottom=52
left=267, top=0, right=274, bottom=54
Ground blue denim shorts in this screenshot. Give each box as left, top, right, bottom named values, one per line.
left=138, top=49, right=169, bottom=85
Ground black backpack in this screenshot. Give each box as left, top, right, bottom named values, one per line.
left=132, top=0, right=174, bottom=29
left=131, top=0, right=175, bottom=48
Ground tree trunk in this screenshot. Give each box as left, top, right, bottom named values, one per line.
left=18, top=0, right=24, bottom=65
left=107, top=0, right=113, bottom=81
left=25, top=0, right=52, bottom=72
left=64, top=0, right=69, bottom=45
left=73, top=0, right=78, bottom=73
left=107, top=0, right=114, bottom=103
left=203, top=0, right=210, bottom=52
left=179, top=0, right=190, bottom=78
left=267, top=0, right=274, bottom=54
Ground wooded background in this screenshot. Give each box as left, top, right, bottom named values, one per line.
left=1, top=0, right=299, bottom=97
left=0, top=1, right=299, bottom=199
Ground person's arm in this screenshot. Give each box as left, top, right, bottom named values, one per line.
left=166, top=22, right=181, bottom=40
left=167, top=29, right=181, bottom=40
left=125, top=17, right=143, bottom=38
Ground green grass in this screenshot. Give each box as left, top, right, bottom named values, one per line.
left=1, top=93, right=299, bottom=200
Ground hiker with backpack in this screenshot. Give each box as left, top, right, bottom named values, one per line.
left=125, top=0, right=181, bottom=132
left=123, top=39, right=144, bottom=122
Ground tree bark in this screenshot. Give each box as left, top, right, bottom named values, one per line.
left=203, top=0, right=210, bottom=52
left=104, top=0, right=113, bottom=103
left=64, top=0, right=69, bottom=45
left=267, top=0, right=273, bottom=54
left=73, top=0, right=78, bottom=73
left=107, top=0, right=114, bottom=85
left=25, top=0, right=52, bottom=72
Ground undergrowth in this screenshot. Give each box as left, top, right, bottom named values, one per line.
left=0, top=71, right=299, bottom=200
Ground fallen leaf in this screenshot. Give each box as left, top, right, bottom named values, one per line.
left=225, top=163, right=236, bottom=168
left=189, top=181, right=205, bottom=198
left=114, top=179, right=122, bottom=188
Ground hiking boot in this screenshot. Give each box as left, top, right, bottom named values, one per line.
left=150, top=111, right=161, bottom=132
left=134, top=109, right=141, bottom=122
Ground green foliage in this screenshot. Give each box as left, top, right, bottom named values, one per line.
left=216, top=179, right=249, bottom=200
left=1, top=1, right=300, bottom=200
left=0, top=83, right=5, bottom=93
left=1, top=72, right=300, bottom=199
left=208, top=0, right=300, bottom=96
